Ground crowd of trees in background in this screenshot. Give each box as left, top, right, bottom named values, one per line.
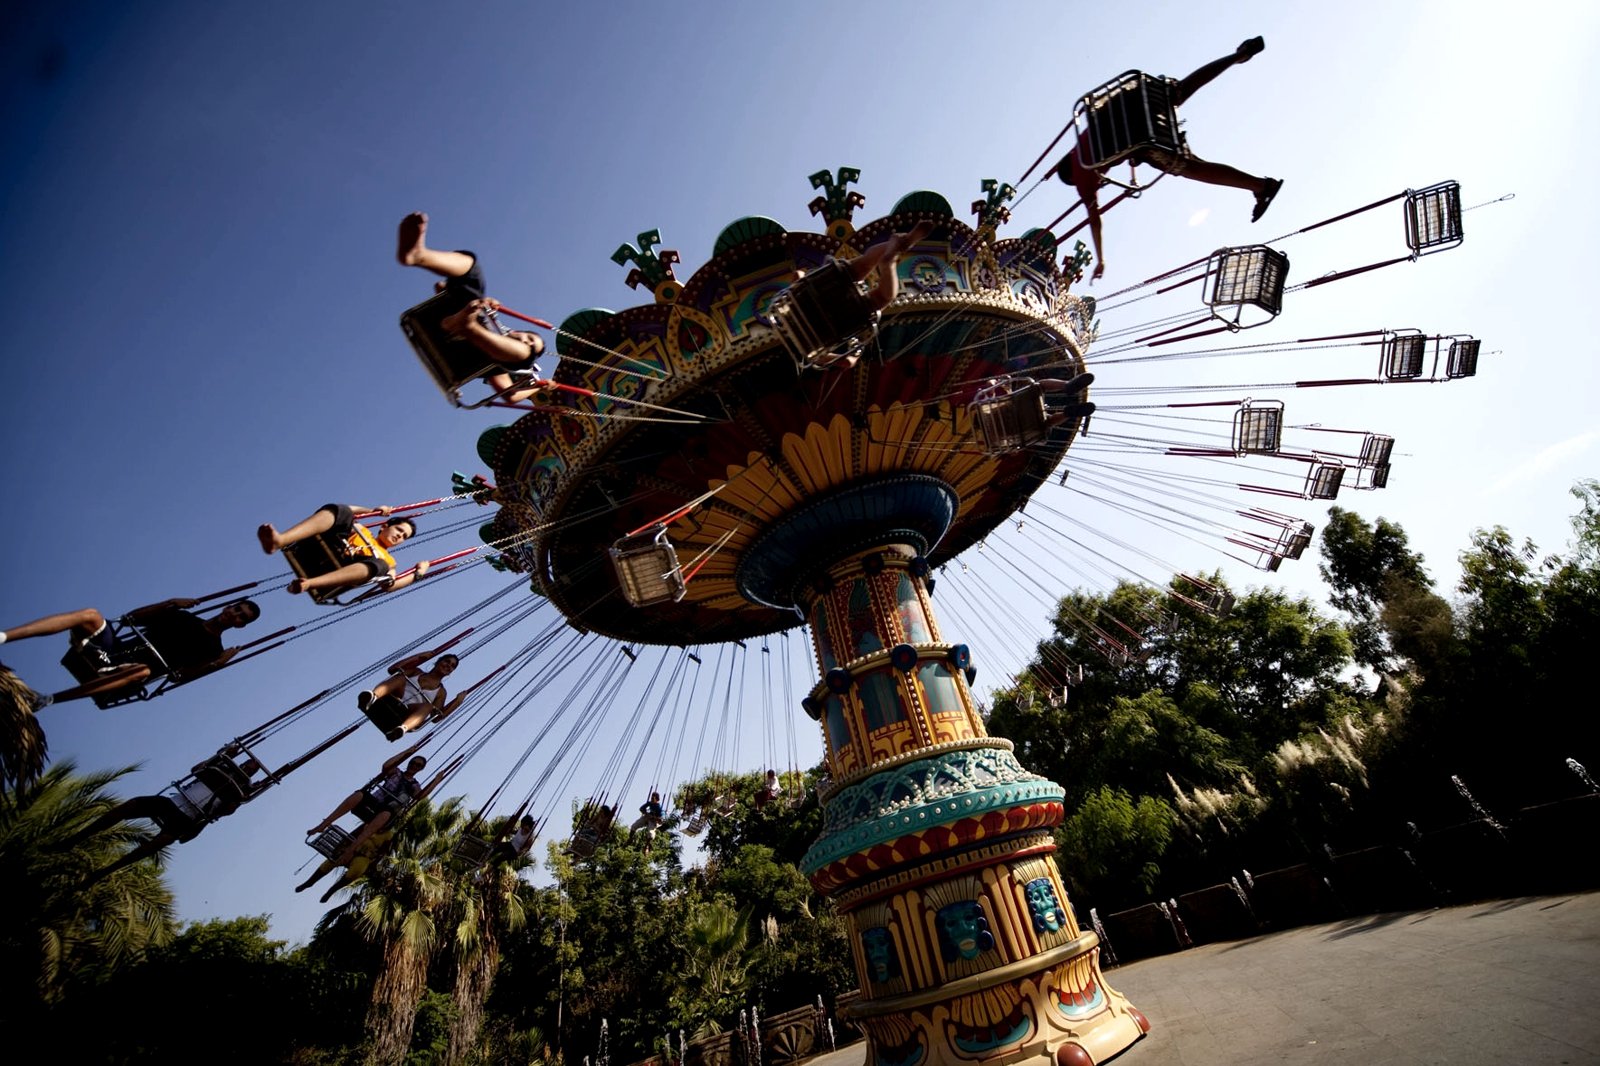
left=2, top=481, right=1595, bottom=1064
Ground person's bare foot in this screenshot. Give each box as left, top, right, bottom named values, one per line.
left=397, top=211, right=429, bottom=266
left=288, top=578, right=305, bottom=595
left=257, top=523, right=279, bottom=554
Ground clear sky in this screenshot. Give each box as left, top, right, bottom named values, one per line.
left=2, top=0, right=1595, bottom=942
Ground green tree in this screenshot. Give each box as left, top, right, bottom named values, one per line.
left=0, top=762, right=175, bottom=1022
left=319, top=796, right=465, bottom=1066
left=1318, top=507, right=1453, bottom=676
left=443, top=821, right=534, bottom=1065
left=1054, top=787, right=1174, bottom=909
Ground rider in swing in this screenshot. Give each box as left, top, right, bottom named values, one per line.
left=1056, top=37, right=1283, bottom=281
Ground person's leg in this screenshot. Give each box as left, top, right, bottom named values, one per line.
left=289, top=562, right=375, bottom=596
left=849, top=220, right=937, bottom=286
left=259, top=504, right=345, bottom=554
left=51, top=664, right=152, bottom=703
left=342, top=810, right=393, bottom=853
left=309, top=790, right=365, bottom=835
left=295, top=857, right=340, bottom=892
left=2, top=607, right=105, bottom=645
left=86, top=833, right=174, bottom=884
left=1171, top=37, right=1263, bottom=106
left=1176, top=157, right=1269, bottom=195
left=397, top=212, right=477, bottom=279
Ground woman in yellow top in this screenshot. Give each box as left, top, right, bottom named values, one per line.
left=257, top=503, right=429, bottom=596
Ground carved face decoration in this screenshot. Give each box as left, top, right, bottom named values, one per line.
left=1025, top=877, right=1065, bottom=934
left=936, top=901, right=994, bottom=962
left=861, top=927, right=900, bottom=983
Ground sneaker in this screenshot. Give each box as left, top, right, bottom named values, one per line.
left=357, top=690, right=374, bottom=711
left=1252, top=178, right=1283, bottom=223
left=1237, top=36, right=1264, bottom=61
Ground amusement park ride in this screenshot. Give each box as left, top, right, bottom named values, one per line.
left=2, top=53, right=1486, bottom=1066
left=406, top=68, right=1476, bottom=1065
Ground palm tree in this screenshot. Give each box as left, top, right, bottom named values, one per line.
left=0, top=762, right=176, bottom=1023
left=320, top=795, right=465, bottom=1066
left=0, top=666, right=50, bottom=793
left=443, top=830, right=532, bottom=1064
left=677, top=898, right=752, bottom=1033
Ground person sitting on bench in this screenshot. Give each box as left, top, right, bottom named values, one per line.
left=398, top=212, right=546, bottom=402
left=1056, top=37, right=1283, bottom=281
left=356, top=648, right=466, bottom=740
left=258, top=503, right=427, bottom=597
left=491, top=814, right=538, bottom=863
left=1, top=597, right=260, bottom=705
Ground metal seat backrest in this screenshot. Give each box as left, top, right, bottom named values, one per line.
left=400, top=290, right=508, bottom=406
left=1075, top=71, right=1183, bottom=170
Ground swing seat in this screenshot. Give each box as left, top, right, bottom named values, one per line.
left=1232, top=399, right=1284, bottom=456
left=761, top=259, right=880, bottom=371
left=400, top=290, right=536, bottom=408
left=1072, top=70, right=1183, bottom=172
left=453, top=834, right=494, bottom=866
left=1305, top=463, right=1345, bottom=500
left=309, top=825, right=353, bottom=859
left=610, top=525, right=687, bottom=607
left=1353, top=461, right=1392, bottom=491
left=58, top=618, right=169, bottom=709
left=361, top=693, right=411, bottom=742
left=1381, top=330, right=1427, bottom=381
left=568, top=827, right=600, bottom=859
left=282, top=532, right=389, bottom=607
left=683, top=811, right=708, bottom=836
left=970, top=377, right=1049, bottom=454
left=1359, top=434, right=1395, bottom=468
left=1205, top=246, right=1290, bottom=327
left=1405, top=181, right=1463, bottom=256
left=1277, top=521, right=1315, bottom=561
left=1446, top=337, right=1480, bottom=379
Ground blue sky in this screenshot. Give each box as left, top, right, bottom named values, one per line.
left=2, top=1, right=1595, bottom=942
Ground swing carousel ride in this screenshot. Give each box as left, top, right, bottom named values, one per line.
left=5, top=60, right=1488, bottom=1066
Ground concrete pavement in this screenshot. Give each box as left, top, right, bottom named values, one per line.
left=807, top=892, right=1600, bottom=1066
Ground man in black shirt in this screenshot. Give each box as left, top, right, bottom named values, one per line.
left=0, top=596, right=261, bottom=704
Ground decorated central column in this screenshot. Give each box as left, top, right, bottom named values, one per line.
left=769, top=514, right=1146, bottom=1066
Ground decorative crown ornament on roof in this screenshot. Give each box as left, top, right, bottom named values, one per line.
left=611, top=229, right=682, bottom=303
left=808, top=166, right=866, bottom=240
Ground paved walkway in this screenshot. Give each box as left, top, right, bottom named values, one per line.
left=807, top=892, right=1600, bottom=1066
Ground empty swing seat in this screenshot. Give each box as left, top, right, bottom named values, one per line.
left=1278, top=521, right=1314, bottom=560
left=310, top=825, right=354, bottom=859
left=1382, top=330, right=1427, bottom=381
left=1232, top=399, right=1284, bottom=455
left=1359, top=434, right=1395, bottom=468
left=1205, top=246, right=1290, bottom=328
left=1072, top=70, right=1183, bottom=171
left=401, top=290, right=538, bottom=407
left=1354, top=461, right=1392, bottom=491
left=1446, top=337, right=1480, bottom=379
left=1405, top=181, right=1464, bottom=256
left=610, top=524, right=686, bottom=607
left=1306, top=463, right=1345, bottom=500
left=361, top=693, right=412, bottom=742
left=762, top=259, right=880, bottom=370
left=970, top=377, right=1049, bottom=453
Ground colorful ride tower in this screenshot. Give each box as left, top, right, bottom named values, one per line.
left=479, top=173, right=1148, bottom=1066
